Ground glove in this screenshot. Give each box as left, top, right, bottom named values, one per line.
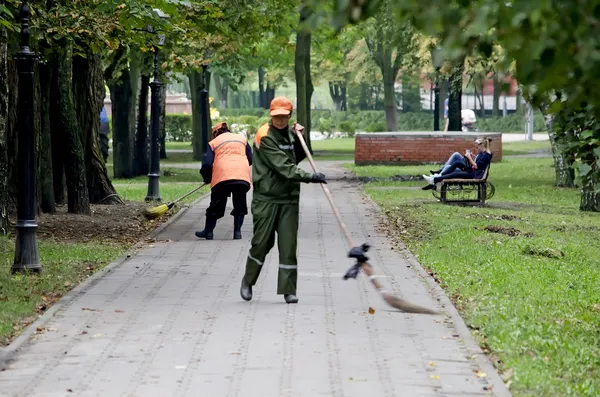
left=310, top=172, right=327, bottom=184
left=348, top=244, right=370, bottom=263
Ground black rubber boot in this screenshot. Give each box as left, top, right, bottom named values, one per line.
left=430, top=168, right=442, bottom=175
left=284, top=294, right=299, bottom=304
left=195, top=216, right=217, bottom=240
left=233, top=215, right=244, bottom=240
left=240, top=277, right=252, bottom=301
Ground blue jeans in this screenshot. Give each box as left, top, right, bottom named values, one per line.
left=439, top=152, right=466, bottom=175
left=433, top=167, right=474, bottom=183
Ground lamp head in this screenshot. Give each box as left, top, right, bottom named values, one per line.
left=431, top=46, right=444, bottom=69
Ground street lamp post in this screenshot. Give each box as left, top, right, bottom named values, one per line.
left=12, top=1, right=41, bottom=274
left=431, top=47, right=444, bottom=132
left=145, top=9, right=169, bottom=202
left=200, top=61, right=210, bottom=161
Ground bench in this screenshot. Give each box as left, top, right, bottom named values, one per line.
left=431, top=164, right=495, bottom=205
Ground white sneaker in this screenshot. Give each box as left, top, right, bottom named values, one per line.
left=422, top=175, right=434, bottom=185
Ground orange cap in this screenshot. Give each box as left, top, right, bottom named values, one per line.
left=269, top=96, right=293, bottom=116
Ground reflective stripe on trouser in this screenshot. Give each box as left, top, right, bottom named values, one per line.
left=243, top=198, right=299, bottom=295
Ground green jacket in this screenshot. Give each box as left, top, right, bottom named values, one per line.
left=251, top=122, right=313, bottom=204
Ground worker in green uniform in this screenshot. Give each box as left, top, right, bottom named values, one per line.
left=240, top=96, right=327, bottom=304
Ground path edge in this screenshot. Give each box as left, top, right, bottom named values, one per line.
left=358, top=187, right=512, bottom=397
left=0, top=194, right=208, bottom=370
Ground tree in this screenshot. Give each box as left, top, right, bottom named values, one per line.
left=295, top=0, right=314, bottom=151
left=332, top=0, right=600, bottom=211
left=363, top=2, right=418, bottom=131
left=0, top=4, right=8, bottom=233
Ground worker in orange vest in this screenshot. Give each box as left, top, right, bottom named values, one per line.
left=196, top=122, right=252, bottom=240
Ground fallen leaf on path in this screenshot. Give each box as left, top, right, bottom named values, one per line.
left=428, top=361, right=437, bottom=367
left=368, top=307, right=375, bottom=314
left=114, top=309, right=125, bottom=313
left=475, top=370, right=487, bottom=378
left=430, top=375, right=440, bottom=380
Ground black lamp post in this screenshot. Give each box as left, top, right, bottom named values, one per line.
left=12, top=1, right=41, bottom=274
left=200, top=57, right=211, bottom=161
left=145, top=9, right=169, bottom=202
left=431, top=47, right=444, bottom=132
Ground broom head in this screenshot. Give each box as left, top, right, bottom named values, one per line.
left=381, top=291, right=441, bottom=315
left=143, top=203, right=170, bottom=220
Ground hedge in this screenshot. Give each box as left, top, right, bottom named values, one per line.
left=164, top=110, right=547, bottom=141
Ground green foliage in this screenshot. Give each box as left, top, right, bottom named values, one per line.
left=330, top=0, right=600, bottom=201
left=164, top=114, right=192, bottom=142
left=217, top=109, right=545, bottom=133
left=552, top=105, right=600, bottom=191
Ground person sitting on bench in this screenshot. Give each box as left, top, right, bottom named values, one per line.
left=421, top=137, right=493, bottom=190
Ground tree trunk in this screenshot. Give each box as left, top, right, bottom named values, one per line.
left=258, top=67, right=266, bottom=109
left=580, top=179, right=600, bottom=212
left=189, top=70, right=204, bottom=161
left=540, top=107, right=575, bottom=187
left=265, top=82, right=275, bottom=108
left=38, top=57, right=55, bottom=213
left=105, top=47, right=136, bottom=179
left=48, top=56, right=66, bottom=205
left=0, top=22, right=8, bottom=232
left=329, top=81, right=347, bottom=111
left=447, top=62, right=464, bottom=131
left=133, top=73, right=150, bottom=176
left=159, top=82, right=167, bottom=159
left=214, top=74, right=228, bottom=108
left=382, top=63, right=398, bottom=131
left=295, top=1, right=314, bottom=152
left=56, top=42, right=90, bottom=214
left=73, top=51, right=122, bottom=205
left=6, top=60, right=18, bottom=212
left=492, top=76, right=500, bottom=117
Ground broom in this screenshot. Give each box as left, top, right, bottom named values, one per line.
left=293, top=128, right=440, bottom=315
left=143, top=183, right=207, bottom=220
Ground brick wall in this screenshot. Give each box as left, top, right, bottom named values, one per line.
left=354, top=132, right=502, bottom=165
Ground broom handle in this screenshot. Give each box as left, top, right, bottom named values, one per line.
left=294, top=131, right=354, bottom=248
left=171, top=183, right=207, bottom=205
left=293, top=131, right=387, bottom=292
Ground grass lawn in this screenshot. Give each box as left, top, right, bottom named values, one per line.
left=347, top=158, right=600, bottom=396
left=503, top=140, right=551, bottom=155
left=165, top=141, right=192, bottom=150
left=0, top=238, right=127, bottom=345
left=113, top=182, right=209, bottom=203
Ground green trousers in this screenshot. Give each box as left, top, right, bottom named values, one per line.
left=243, top=198, right=299, bottom=295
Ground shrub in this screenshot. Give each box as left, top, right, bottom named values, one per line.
left=164, top=114, right=192, bottom=142
left=366, top=122, right=386, bottom=132
left=339, top=121, right=357, bottom=137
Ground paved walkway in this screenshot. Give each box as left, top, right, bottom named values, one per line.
left=0, top=163, right=509, bottom=397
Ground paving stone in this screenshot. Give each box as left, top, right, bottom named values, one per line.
left=0, top=162, right=509, bottom=397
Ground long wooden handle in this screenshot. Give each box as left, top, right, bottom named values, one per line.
left=294, top=132, right=385, bottom=287
left=294, top=133, right=354, bottom=248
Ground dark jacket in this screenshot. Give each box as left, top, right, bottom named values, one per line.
left=251, top=121, right=312, bottom=204
left=473, top=152, right=492, bottom=179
